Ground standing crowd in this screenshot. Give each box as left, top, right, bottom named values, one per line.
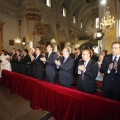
left=0, top=42, right=120, bottom=101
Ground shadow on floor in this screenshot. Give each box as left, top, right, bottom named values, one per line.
left=0, top=86, right=54, bottom=120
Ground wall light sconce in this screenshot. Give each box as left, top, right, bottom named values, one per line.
left=94, top=29, right=104, bottom=40
left=22, top=37, right=26, bottom=46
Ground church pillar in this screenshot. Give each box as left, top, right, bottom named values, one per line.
left=0, top=22, right=4, bottom=50
left=55, top=22, right=60, bottom=50
left=25, top=8, right=41, bottom=49
left=116, top=0, right=120, bottom=42
left=99, top=0, right=107, bottom=50
left=105, top=28, right=116, bottom=54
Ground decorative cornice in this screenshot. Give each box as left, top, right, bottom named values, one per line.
left=25, top=8, right=41, bottom=20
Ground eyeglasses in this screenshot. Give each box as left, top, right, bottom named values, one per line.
left=62, top=51, right=68, bottom=53
left=82, top=54, right=90, bottom=55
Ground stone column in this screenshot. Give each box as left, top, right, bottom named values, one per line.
left=25, top=8, right=41, bottom=49
left=99, top=0, right=107, bottom=50
left=26, top=20, right=34, bottom=49
left=56, top=22, right=60, bottom=50
left=116, top=0, right=120, bottom=41
left=71, top=43, right=75, bottom=53
left=0, top=22, right=4, bottom=50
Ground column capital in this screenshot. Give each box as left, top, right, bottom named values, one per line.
left=25, top=8, right=41, bottom=21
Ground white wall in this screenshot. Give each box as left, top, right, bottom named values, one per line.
left=0, top=13, right=18, bottom=51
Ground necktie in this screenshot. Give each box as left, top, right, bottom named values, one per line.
left=113, top=56, right=117, bottom=63
left=22, top=56, right=25, bottom=59
left=35, top=55, right=38, bottom=60
left=63, top=58, right=66, bottom=64
left=81, top=61, right=87, bottom=81
left=113, top=56, right=117, bottom=69
left=48, top=53, right=50, bottom=58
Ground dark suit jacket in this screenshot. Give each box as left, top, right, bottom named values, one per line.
left=78, top=59, right=98, bottom=93
left=59, top=56, right=74, bottom=85
left=91, top=54, right=98, bottom=61
left=70, top=53, right=75, bottom=59
left=45, top=52, right=57, bottom=76
left=100, top=54, right=120, bottom=94
left=14, top=54, right=21, bottom=73
left=10, top=53, right=17, bottom=63
left=33, top=54, right=44, bottom=79
left=10, top=53, right=17, bottom=71
left=27, top=54, right=36, bottom=77
left=20, top=55, right=31, bottom=75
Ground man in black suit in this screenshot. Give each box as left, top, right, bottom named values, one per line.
left=55, top=47, right=74, bottom=88
left=90, top=49, right=98, bottom=61
left=100, top=42, right=120, bottom=101
left=32, top=47, right=44, bottom=80
left=19, top=49, right=31, bottom=75
left=77, top=49, right=98, bottom=93
left=14, top=49, right=21, bottom=73
left=41, top=44, right=57, bottom=84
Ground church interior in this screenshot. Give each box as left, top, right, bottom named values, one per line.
left=0, top=0, right=120, bottom=120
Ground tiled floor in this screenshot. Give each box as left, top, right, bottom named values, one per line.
left=0, top=86, right=54, bottom=120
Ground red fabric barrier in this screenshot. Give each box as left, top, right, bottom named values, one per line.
left=1, top=70, right=120, bottom=120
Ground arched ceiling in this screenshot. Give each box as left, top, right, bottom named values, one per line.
left=0, top=0, right=98, bottom=22
left=59, top=0, right=98, bottom=22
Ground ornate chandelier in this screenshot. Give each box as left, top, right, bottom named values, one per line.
left=15, top=37, right=21, bottom=44
left=100, top=7, right=116, bottom=32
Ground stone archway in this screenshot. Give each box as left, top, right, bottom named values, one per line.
left=0, top=21, right=4, bottom=50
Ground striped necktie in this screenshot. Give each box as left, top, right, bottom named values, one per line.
left=113, top=56, right=117, bottom=69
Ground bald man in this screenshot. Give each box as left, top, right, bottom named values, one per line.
left=55, top=48, right=74, bottom=88
left=77, top=49, right=98, bottom=93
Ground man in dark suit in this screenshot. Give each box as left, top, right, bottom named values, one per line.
left=77, top=49, right=98, bottom=93
left=55, top=47, right=74, bottom=88
left=100, top=42, right=120, bottom=101
left=41, top=44, right=57, bottom=84
left=90, top=49, right=98, bottom=61
left=32, top=47, right=44, bottom=80
left=19, top=49, right=31, bottom=75
left=14, top=49, right=21, bottom=73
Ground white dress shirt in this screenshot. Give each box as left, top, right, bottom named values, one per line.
left=107, top=55, right=120, bottom=74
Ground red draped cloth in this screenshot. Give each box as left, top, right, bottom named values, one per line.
left=1, top=70, right=120, bottom=120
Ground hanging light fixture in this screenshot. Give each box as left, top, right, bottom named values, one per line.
left=15, top=20, right=21, bottom=44
left=100, top=7, right=116, bottom=32
left=51, top=38, right=56, bottom=44
left=15, top=37, right=21, bottom=44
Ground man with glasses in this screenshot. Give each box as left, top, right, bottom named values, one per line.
left=77, top=49, right=98, bottom=93
left=55, top=47, right=74, bottom=88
